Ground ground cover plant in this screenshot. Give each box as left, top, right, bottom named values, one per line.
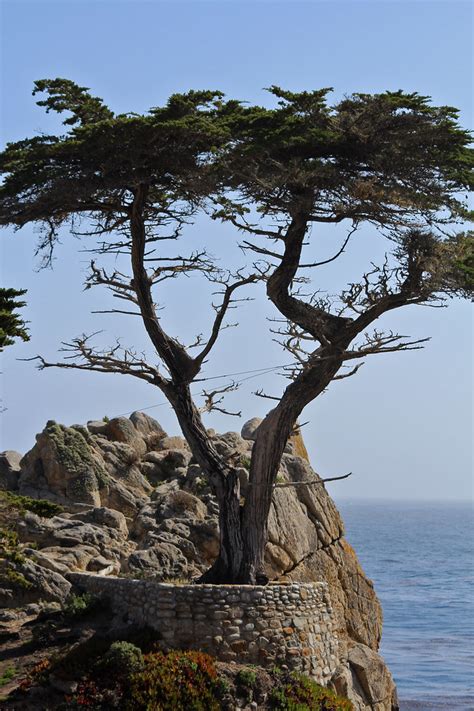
left=4, top=631, right=354, bottom=710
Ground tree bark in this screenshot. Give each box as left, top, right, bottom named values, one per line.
left=239, top=353, right=346, bottom=583
left=165, top=382, right=244, bottom=583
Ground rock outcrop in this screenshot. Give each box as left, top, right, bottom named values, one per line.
left=0, top=413, right=398, bottom=710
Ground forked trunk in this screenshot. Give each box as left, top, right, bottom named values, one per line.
left=166, top=361, right=345, bottom=585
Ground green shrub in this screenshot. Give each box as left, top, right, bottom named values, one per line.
left=2, top=569, right=33, bottom=590
left=101, top=641, right=144, bottom=676
left=126, top=650, right=221, bottom=711
left=240, top=456, right=251, bottom=470
left=0, top=667, right=16, bottom=687
left=63, top=592, right=98, bottom=618
left=1, top=491, right=63, bottom=518
left=0, top=526, right=27, bottom=566
left=236, top=668, right=257, bottom=688
left=269, top=672, right=353, bottom=711
left=3, top=549, right=26, bottom=564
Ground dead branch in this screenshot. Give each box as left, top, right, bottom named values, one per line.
left=194, top=271, right=261, bottom=367
left=274, top=472, right=352, bottom=488
left=342, top=332, right=430, bottom=360
left=254, top=389, right=281, bottom=402
left=200, top=381, right=241, bottom=417
left=21, top=333, right=165, bottom=387
left=299, top=224, right=358, bottom=268
left=333, top=363, right=364, bottom=380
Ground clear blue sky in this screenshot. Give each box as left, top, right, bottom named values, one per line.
left=0, top=0, right=472, bottom=502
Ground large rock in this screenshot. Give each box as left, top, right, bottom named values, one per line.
left=19, top=421, right=106, bottom=506
left=18, top=420, right=152, bottom=515
left=15, top=512, right=132, bottom=570
left=104, top=417, right=147, bottom=456
left=129, top=411, right=167, bottom=439
left=0, top=557, right=71, bottom=608
left=241, top=417, right=262, bottom=441
left=0, top=450, right=22, bottom=490
left=331, top=643, right=398, bottom=711
left=70, top=506, right=129, bottom=536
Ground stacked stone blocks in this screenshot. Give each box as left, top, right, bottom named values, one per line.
left=68, top=574, right=339, bottom=685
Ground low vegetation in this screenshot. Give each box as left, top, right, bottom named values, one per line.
left=0, top=667, right=16, bottom=688
left=4, top=631, right=353, bottom=710
left=62, top=592, right=101, bottom=619
left=0, top=489, right=63, bottom=519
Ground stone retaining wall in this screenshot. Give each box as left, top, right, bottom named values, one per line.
left=68, top=574, right=339, bottom=684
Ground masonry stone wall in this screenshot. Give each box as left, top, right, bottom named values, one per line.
left=68, top=574, right=339, bottom=684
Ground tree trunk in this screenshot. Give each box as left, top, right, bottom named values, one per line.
left=239, top=355, right=345, bottom=583
left=165, top=382, right=244, bottom=583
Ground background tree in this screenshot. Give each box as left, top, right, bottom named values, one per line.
left=0, top=287, right=29, bottom=413
left=0, top=288, right=29, bottom=350
left=0, top=81, right=472, bottom=583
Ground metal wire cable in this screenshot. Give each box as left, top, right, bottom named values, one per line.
left=114, top=361, right=292, bottom=418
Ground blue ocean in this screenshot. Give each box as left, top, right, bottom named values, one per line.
left=336, top=500, right=474, bottom=711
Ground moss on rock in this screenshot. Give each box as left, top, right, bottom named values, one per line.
left=45, top=421, right=109, bottom=495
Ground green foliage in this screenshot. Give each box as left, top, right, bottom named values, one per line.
left=126, top=650, right=221, bottom=711
left=2, top=549, right=25, bottom=565
left=217, top=88, right=473, bottom=227
left=269, top=672, right=353, bottom=711
left=0, top=526, right=19, bottom=548
left=0, top=524, right=26, bottom=566
left=1, top=569, right=34, bottom=590
left=0, top=667, right=16, bottom=687
left=236, top=668, right=257, bottom=688
left=0, top=81, right=229, bottom=264
left=100, top=641, right=144, bottom=676
left=33, top=78, right=114, bottom=127
left=62, top=592, right=98, bottom=618
left=1, top=490, right=63, bottom=518
left=240, top=456, right=251, bottom=470
left=440, top=231, right=474, bottom=295
left=0, top=287, right=29, bottom=349
left=2, top=79, right=471, bottom=272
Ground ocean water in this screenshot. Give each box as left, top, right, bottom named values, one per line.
left=336, top=500, right=474, bottom=711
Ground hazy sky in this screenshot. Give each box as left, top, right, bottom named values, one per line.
left=0, top=0, right=472, bottom=502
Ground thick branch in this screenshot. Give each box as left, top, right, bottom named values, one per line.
left=266, top=213, right=352, bottom=344
left=130, top=184, right=199, bottom=383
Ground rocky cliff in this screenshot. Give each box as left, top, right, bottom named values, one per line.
left=0, top=413, right=398, bottom=710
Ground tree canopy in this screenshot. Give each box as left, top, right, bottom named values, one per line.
left=0, top=80, right=472, bottom=582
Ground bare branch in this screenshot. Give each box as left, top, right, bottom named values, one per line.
left=194, top=271, right=262, bottom=367
left=21, top=333, right=166, bottom=388
left=333, top=363, right=364, bottom=380
left=91, top=309, right=142, bottom=317
left=342, top=332, right=430, bottom=360
left=200, top=381, right=241, bottom=417
left=274, top=472, right=352, bottom=488
left=241, top=240, right=283, bottom=260
left=254, top=389, right=281, bottom=402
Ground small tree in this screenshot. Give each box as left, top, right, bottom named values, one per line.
left=0, top=287, right=29, bottom=350
left=0, top=81, right=472, bottom=583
